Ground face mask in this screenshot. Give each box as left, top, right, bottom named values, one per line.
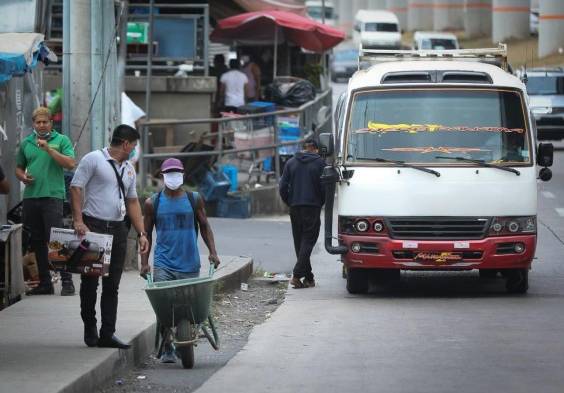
left=34, top=129, right=51, bottom=140
left=163, top=172, right=184, bottom=190
left=128, top=145, right=137, bottom=160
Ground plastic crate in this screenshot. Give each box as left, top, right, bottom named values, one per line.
left=279, top=126, right=301, bottom=137
left=198, top=171, right=231, bottom=202
left=220, top=164, right=238, bottom=192
left=249, top=101, right=276, bottom=112
left=216, top=195, right=251, bottom=219
left=278, top=134, right=300, bottom=155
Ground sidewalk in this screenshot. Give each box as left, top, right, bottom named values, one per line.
left=0, top=255, right=252, bottom=393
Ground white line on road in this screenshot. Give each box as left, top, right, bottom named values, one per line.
left=543, top=191, right=556, bottom=199
left=555, top=208, right=564, bottom=217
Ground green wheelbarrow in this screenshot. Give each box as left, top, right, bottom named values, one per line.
left=144, top=266, right=220, bottom=369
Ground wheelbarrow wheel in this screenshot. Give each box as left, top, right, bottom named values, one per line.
left=177, top=319, right=195, bottom=369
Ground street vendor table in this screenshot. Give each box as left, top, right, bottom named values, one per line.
left=0, top=224, right=24, bottom=309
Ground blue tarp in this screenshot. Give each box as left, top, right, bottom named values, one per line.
left=0, top=33, right=56, bottom=84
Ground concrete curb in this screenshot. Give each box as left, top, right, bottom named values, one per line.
left=57, top=256, right=253, bottom=393
left=60, top=323, right=156, bottom=393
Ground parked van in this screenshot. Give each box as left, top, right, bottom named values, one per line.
left=412, top=31, right=459, bottom=50
left=320, top=45, right=554, bottom=294
left=353, top=10, right=401, bottom=50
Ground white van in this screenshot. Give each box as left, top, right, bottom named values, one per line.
left=412, top=31, right=459, bottom=50
left=353, top=10, right=401, bottom=50
left=320, top=45, right=554, bottom=294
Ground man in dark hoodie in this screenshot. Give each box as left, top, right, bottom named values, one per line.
left=279, top=137, right=326, bottom=289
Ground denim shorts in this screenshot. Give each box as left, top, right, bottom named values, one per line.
left=153, top=266, right=199, bottom=282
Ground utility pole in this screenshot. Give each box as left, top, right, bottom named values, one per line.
left=321, top=0, right=326, bottom=24
left=63, top=0, right=120, bottom=157
left=63, top=0, right=91, bottom=158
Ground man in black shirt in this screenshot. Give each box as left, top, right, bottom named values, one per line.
left=279, top=138, right=325, bottom=289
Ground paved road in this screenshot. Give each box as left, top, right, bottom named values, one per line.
left=203, top=216, right=294, bottom=275
left=190, top=146, right=564, bottom=393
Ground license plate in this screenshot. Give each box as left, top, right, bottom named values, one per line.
left=414, top=251, right=463, bottom=263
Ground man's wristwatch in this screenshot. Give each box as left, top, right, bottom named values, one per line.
left=137, top=231, right=147, bottom=238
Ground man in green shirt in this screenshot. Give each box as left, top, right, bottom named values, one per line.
left=16, top=107, right=76, bottom=295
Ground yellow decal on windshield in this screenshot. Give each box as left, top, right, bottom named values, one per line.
left=362, top=122, right=524, bottom=134
left=382, top=147, right=488, bottom=154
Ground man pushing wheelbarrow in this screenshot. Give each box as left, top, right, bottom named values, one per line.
left=141, top=158, right=220, bottom=366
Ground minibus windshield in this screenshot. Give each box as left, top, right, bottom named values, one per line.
left=347, top=89, right=530, bottom=165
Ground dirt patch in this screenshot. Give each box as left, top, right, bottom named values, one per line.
left=98, top=278, right=288, bottom=393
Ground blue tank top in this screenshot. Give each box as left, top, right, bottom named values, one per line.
left=154, top=192, right=200, bottom=273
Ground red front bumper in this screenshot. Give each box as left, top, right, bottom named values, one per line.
left=340, top=234, right=536, bottom=270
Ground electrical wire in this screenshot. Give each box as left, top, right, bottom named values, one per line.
left=72, top=2, right=125, bottom=149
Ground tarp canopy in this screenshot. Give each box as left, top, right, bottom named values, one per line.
left=210, top=10, right=345, bottom=53
left=0, top=33, right=57, bottom=84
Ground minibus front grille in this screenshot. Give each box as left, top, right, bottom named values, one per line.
left=385, top=217, right=490, bottom=240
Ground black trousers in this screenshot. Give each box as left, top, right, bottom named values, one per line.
left=290, top=206, right=321, bottom=281
left=23, top=197, right=71, bottom=287
left=80, top=215, right=128, bottom=338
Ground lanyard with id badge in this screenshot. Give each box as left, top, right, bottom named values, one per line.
left=106, top=157, right=131, bottom=228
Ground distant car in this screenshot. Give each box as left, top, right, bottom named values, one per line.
left=330, top=48, right=359, bottom=82
left=526, top=68, right=564, bottom=140
left=412, top=31, right=459, bottom=50
left=530, top=9, right=539, bottom=36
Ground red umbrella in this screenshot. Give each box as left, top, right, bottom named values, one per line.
left=211, top=10, right=345, bottom=53
left=210, top=10, right=346, bottom=77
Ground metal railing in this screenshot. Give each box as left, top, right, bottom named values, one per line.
left=139, top=88, right=332, bottom=193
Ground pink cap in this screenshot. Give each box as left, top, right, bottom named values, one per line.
left=160, top=158, right=184, bottom=172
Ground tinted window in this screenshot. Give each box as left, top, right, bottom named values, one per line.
left=429, top=38, right=457, bottom=49
left=347, top=89, right=529, bottom=164
left=526, top=76, right=563, bottom=95
left=365, top=23, right=398, bottom=32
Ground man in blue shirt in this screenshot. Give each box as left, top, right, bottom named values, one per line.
left=141, top=158, right=220, bottom=362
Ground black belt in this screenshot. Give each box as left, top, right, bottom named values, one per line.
left=83, top=215, right=125, bottom=229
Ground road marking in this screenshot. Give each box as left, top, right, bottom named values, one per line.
left=555, top=208, right=564, bottom=217
left=542, top=191, right=556, bottom=199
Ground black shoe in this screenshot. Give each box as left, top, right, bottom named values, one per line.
left=84, top=325, right=99, bottom=347
left=97, top=335, right=131, bottom=349
left=26, top=285, right=54, bottom=295
left=303, top=278, right=316, bottom=288
left=61, top=281, right=75, bottom=296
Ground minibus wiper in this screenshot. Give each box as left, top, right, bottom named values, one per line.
left=374, top=158, right=441, bottom=177
left=435, top=156, right=521, bottom=176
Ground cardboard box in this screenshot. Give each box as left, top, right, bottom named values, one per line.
left=48, top=228, right=113, bottom=277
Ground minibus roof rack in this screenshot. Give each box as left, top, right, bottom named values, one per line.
left=358, top=43, right=509, bottom=72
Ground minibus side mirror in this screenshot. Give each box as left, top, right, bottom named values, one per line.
left=319, top=133, right=334, bottom=157
left=539, top=167, right=552, bottom=182
left=537, top=143, right=554, bottom=167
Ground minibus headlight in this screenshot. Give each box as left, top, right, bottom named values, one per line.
left=507, top=221, right=519, bottom=233
left=373, top=221, right=384, bottom=232
left=489, top=216, right=536, bottom=236
left=355, top=220, right=369, bottom=232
